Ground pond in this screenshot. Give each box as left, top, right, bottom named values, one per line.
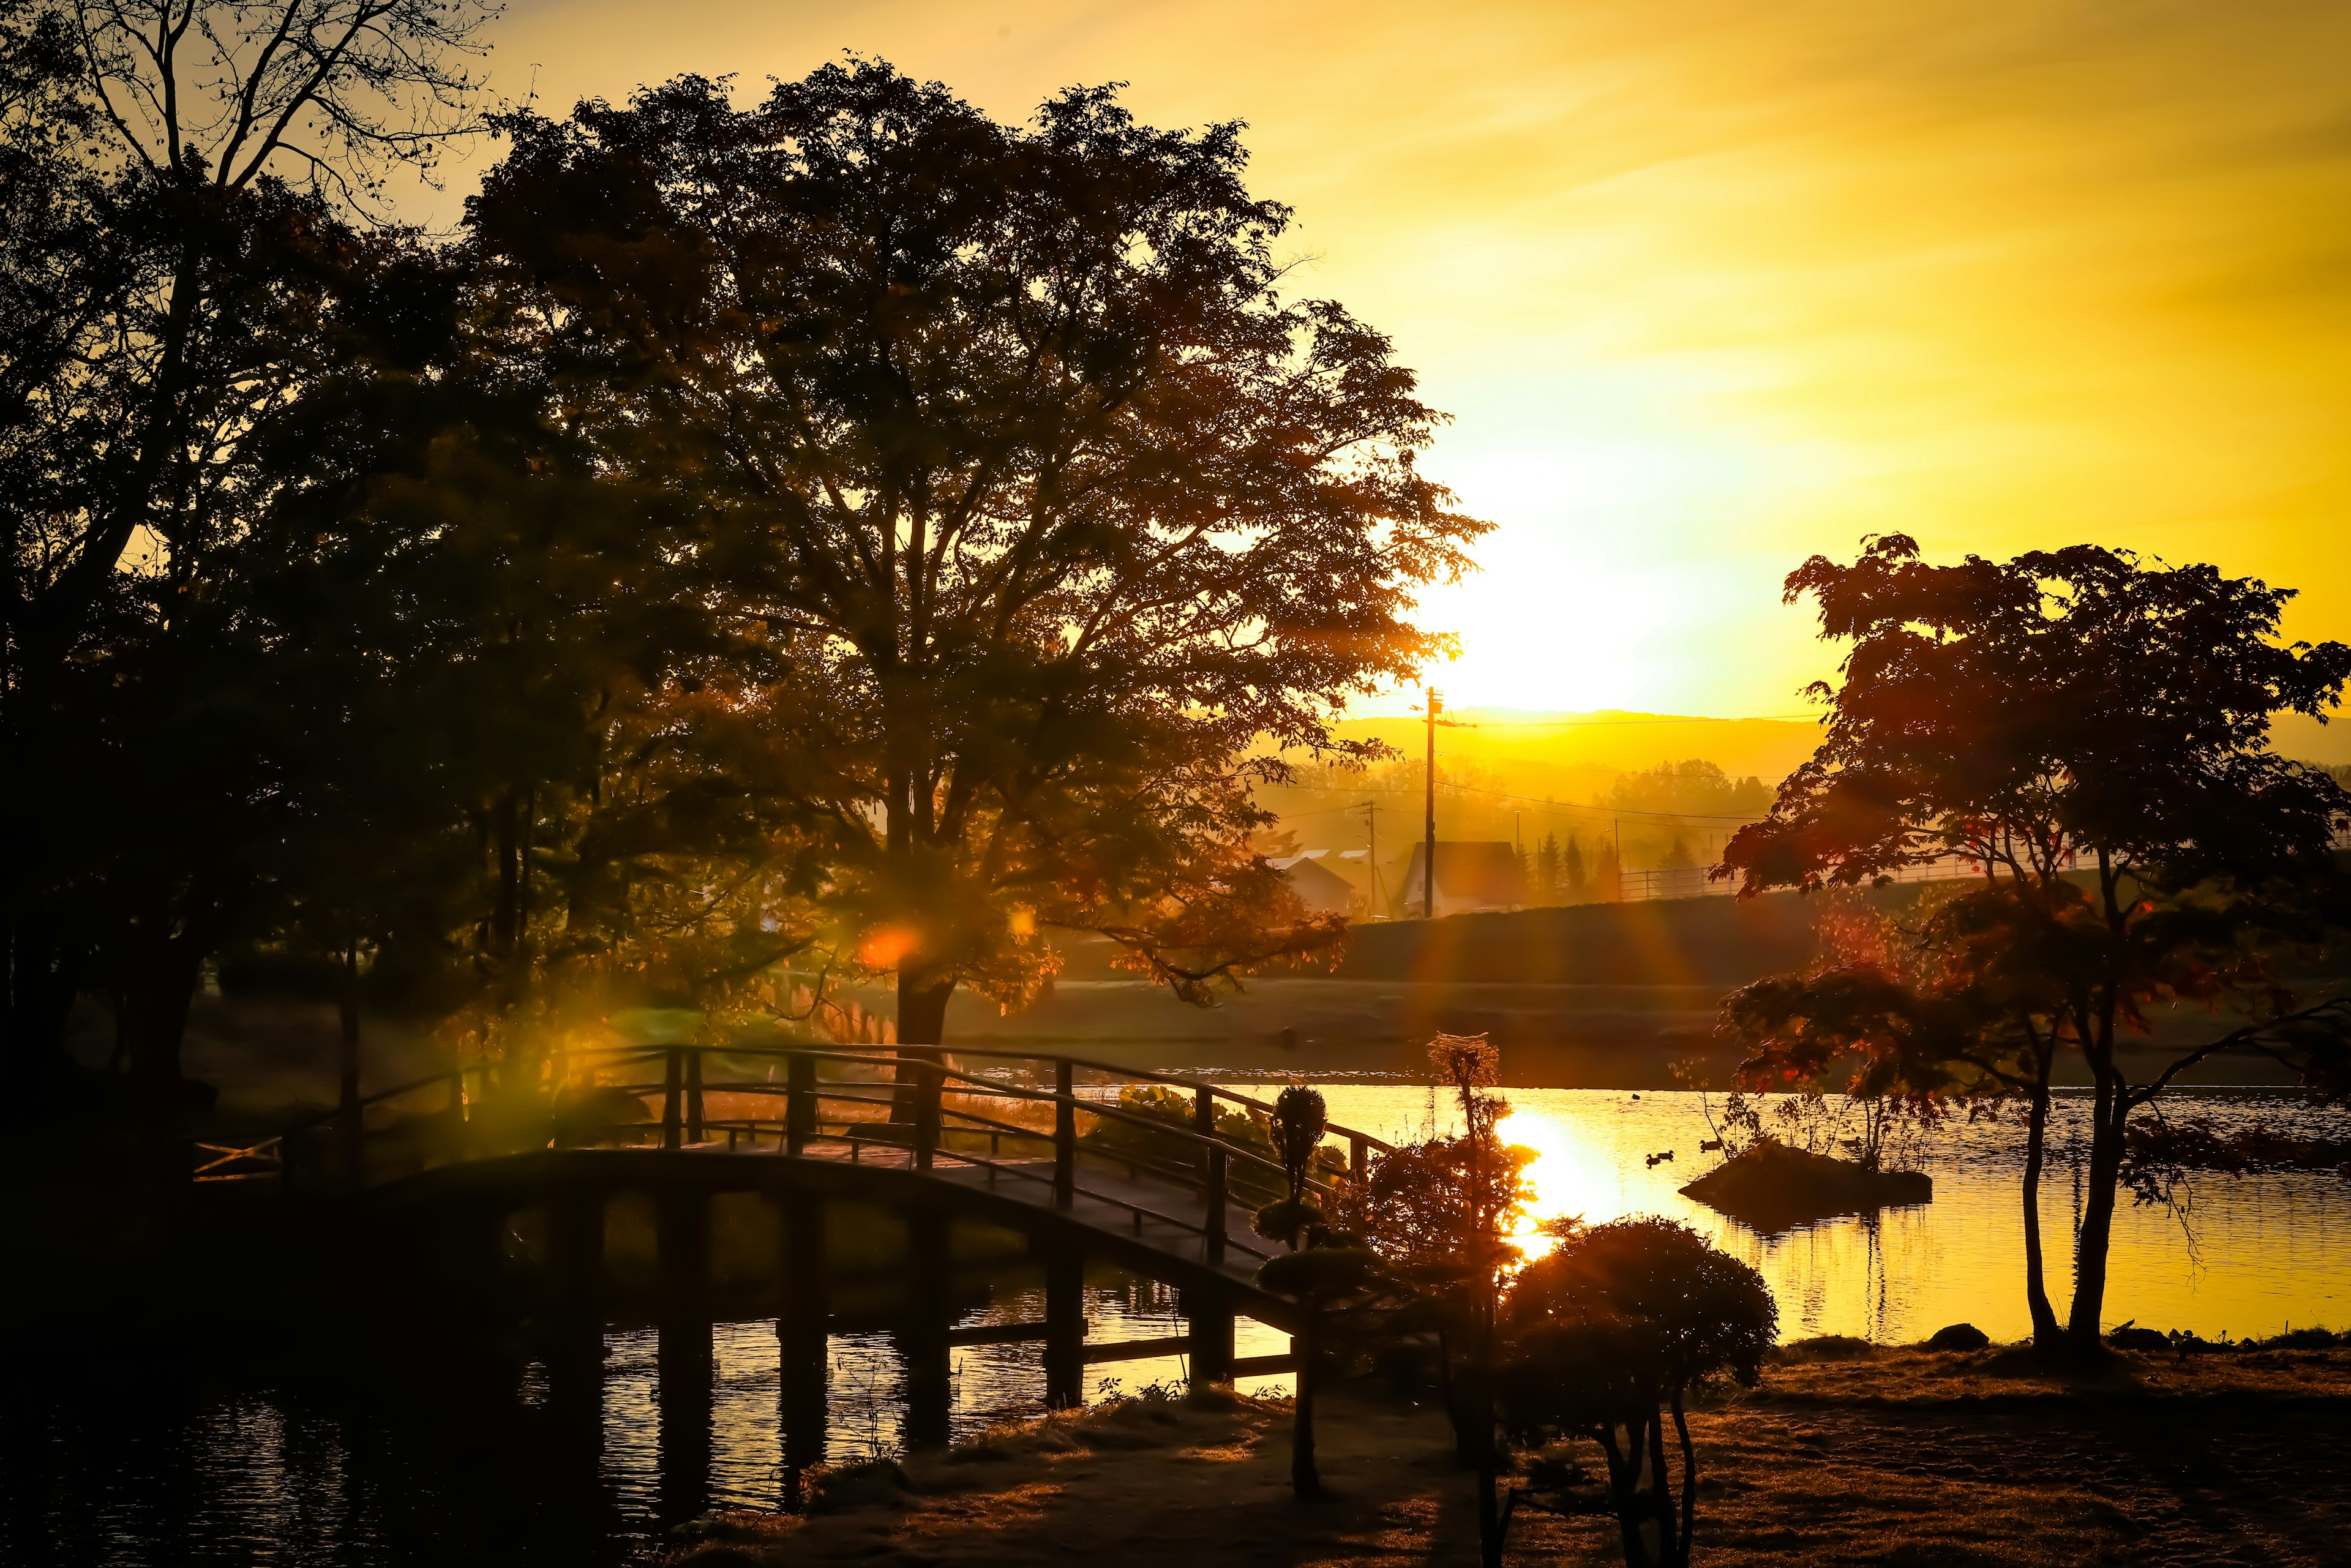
left=17, top=1087, right=2348, bottom=1565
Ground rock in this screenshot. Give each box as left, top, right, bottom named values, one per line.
left=1769, top=1335, right=1880, bottom=1364
left=1678, top=1138, right=1933, bottom=1231
left=1925, top=1322, right=1990, bottom=1352
left=808, top=1458, right=916, bottom=1513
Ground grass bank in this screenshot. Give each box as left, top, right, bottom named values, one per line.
left=666, top=1343, right=2351, bottom=1567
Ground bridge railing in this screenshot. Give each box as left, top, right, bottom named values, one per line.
left=233, top=1045, right=1396, bottom=1270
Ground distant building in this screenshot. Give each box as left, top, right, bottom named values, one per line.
left=1397, top=841, right=1525, bottom=918
left=1270, top=850, right=1359, bottom=916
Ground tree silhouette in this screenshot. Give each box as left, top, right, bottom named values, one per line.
left=1718, top=535, right=2351, bottom=1352
left=2, top=0, right=499, bottom=1120
left=469, top=64, right=1488, bottom=1051
left=1498, top=1218, right=1776, bottom=1568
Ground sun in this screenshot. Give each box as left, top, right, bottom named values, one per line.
left=1497, top=1103, right=1616, bottom=1261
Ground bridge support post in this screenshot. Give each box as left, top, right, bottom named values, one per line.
left=440, top=1201, right=506, bottom=1326
left=1044, top=1246, right=1084, bottom=1410
left=658, top=1189, right=710, bottom=1323
left=786, top=1054, right=814, bottom=1156
left=1052, top=1060, right=1075, bottom=1212
left=656, top=1318, right=713, bottom=1529
left=776, top=1192, right=829, bottom=1505
left=338, top=1021, right=363, bottom=1193
left=685, top=1048, right=705, bottom=1144
left=656, top=1183, right=713, bottom=1528
left=550, top=1191, right=605, bottom=1321
left=544, top=1194, right=607, bottom=1477
left=1182, top=1286, right=1235, bottom=1390
left=900, top=1207, right=952, bottom=1447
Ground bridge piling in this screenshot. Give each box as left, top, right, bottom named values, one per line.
left=776, top=1193, right=830, bottom=1504
left=550, top=1191, right=605, bottom=1321
left=658, top=1189, right=710, bottom=1323
left=685, top=1049, right=705, bottom=1144
left=656, top=1319, right=713, bottom=1528
left=901, top=1207, right=953, bottom=1447
left=1044, top=1246, right=1084, bottom=1409
left=1183, top=1286, right=1235, bottom=1390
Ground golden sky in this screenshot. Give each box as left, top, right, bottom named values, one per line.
left=482, top=0, right=2351, bottom=745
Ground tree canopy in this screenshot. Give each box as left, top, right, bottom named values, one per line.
left=1717, top=534, right=2351, bottom=1349
left=465, top=64, right=1487, bottom=1044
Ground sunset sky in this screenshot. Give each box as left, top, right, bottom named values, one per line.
left=474, top=0, right=2351, bottom=739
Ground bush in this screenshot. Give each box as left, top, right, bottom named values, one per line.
left=1499, top=1218, right=1777, bottom=1568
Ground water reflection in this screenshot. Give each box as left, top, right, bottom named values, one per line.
left=1303, top=1085, right=2351, bottom=1343
left=22, top=1087, right=2347, bottom=1566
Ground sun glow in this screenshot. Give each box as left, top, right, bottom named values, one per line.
left=1498, top=1102, right=1614, bottom=1263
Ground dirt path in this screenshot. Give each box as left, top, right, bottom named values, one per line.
left=667, top=1347, right=2351, bottom=1567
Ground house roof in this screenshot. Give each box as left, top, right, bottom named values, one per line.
left=1399, top=841, right=1525, bottom=904
left=1274, top=855, right=1356, bottom=899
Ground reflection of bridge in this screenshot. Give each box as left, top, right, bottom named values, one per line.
left=196, top=1046, right=1392, bottom=1496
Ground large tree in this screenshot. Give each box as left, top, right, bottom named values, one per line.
left=224, top=225, right=827, bottom=1076
left=1717, top=535, right=2351, bottom=1352
left=468, top=64, right=1487, bottom=1047
left=0, top=0, right=500, bottom=1117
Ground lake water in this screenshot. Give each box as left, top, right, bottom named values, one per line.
left=15, top=1087, right=2348, bottom=1565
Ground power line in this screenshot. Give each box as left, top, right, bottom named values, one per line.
left=1273, top=783, right=1766, bottom=825
left=1338, top=712, right=1821, bottom=730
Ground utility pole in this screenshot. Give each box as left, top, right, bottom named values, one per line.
left=1423, top=686, right=1439, bottom=921
left=1355, top=800, right=1381, bottom=918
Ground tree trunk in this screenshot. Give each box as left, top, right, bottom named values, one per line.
left=2019, top=1073, right=2061, bottom=1346
left=890, top=969, right=956, bottom=1122
left=896, top=969, right=954, bottom=1048
left=1, top=917, right=78, bottom=1122
left=121, top=932, right=207, bottom=1182
left=2065, top=1080, right=2128, bottom=1348
left=1291, top=1316, right=1321, bottom=1497
left=1474, top=1321, right=1502, bottom=1567
left=493, top=787, right=521, bottom=962
left=1647, top=1403, right=1679, bottom=1567
left=338, top=941, right=362, bottom=1111
left=1671, top=1391, right=1698, bottom=1568
left=1597, top=1422, right=1650, bottom=1568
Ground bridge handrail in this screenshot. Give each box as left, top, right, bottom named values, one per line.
left=425, top=1074, right=1342, bottom=1202
left=266, top=1041, right=1394, bottom=1168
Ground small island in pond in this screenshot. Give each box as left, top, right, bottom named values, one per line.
left=1681, top=1138, right=1934, bottom=1231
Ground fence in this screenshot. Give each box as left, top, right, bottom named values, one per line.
left=1614, top=824, right=2351, bottom=903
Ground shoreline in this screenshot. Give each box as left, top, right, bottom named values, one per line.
left=667, top=1342, right=2351, bottom=1567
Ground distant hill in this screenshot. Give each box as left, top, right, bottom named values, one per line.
left=1318, top=707, right=1827, bottom=781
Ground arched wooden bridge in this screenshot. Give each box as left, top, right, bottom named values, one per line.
left=193, top=1045, right=1394, bottom=1474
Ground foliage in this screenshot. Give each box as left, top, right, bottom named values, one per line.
left=1329, top=1133, right=1534, bottom=1276
left=1252, top=1197, right=1325, bottom=1242
left=1717, top=534, right=2351, bottom=1349
left=1081, top=1083, right=1340, bottom=1209
left=1271, top=1084, right=1329, bottom=1206
left=1608, top=759, right=1770, bottom=822
left=2, top=0, right=500, bottom=1117
left=467, top=62, right=1489, bottom=1045
left=2117, top=1093, right=2351, bottom=1214
left=1498, top=1218, right=1777, bottom=1568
